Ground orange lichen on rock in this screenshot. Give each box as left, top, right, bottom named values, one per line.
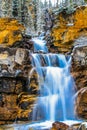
left=52, top=6, right=87, bottom=48
left=0, top=18, right=25, bottom=46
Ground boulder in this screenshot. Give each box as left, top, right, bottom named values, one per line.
left=79, top=122, right=87, bottom=130
left=51, top=121, right=82, bottom=130
left=51, top=121, right=69, bottom=130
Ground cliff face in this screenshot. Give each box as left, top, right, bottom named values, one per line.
left=0, top=47, right=39, bottom=124
left=46, top=6, right=87, bottom=53
left=0, top=18, right=36, bottom=124
left=71, top=39, right=87, bottom=90
left=0, top=18, right=24, bottom=46
left=71, top=40, right=87, bottom=119
left=0, top=17, right=40, bottom=124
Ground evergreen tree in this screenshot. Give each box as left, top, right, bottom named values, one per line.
left=37, top=0, right=44, bottom=32
left=49, top=0, right=52, bottom=8
left=0, top=0, right=86, bottom=35
left=44, top=0, right=48, bottom=8
left=56, top=0, right=59, bottom=7
left=0, top=0, right=2, bottom=17
left=12, top=0, right=19, bottom=17
left=0, top=0, right=12, bottom=17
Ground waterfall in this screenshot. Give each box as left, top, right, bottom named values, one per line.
left=31, top=53, right=76, bottom=122
left=4, top=38, right=79, bottom=130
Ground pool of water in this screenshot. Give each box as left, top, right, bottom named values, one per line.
left=0, top=120, right=82, bottom=130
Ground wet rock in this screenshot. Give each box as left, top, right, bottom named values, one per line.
left=71, top=41, right=87, bottom=90
left=71, top=42, right=87, bottom=120
left=79, top=122, right=87, bottom=130
left=75, top=87, right=87, bottom=119
left=51, top=122, right=81, bottom=130
left=29, top=68, right=39, bottom=94
left=51, top=121, right=69, bottom=130
left=70, top=123, right=81, bottom=130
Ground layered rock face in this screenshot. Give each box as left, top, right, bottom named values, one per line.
left=75, top=88, right=87, bottom=119
left=0, top=47, right=39, bottom=124
left=0, top=18, right=41, bottom=125
left=0, top=18, right=24, bottom=46
left=71, top=39, right=87, bottom=119
left=45, top=6, right=87, bottom=53
left=72, top=38, right=87, bottom=90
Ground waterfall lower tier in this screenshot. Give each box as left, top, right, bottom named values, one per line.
left=31, top=54, right=76, bottom=122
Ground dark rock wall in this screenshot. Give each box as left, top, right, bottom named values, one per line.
left=0, top=47, right=38, bottom=124
left=71, top=43, right=87, bottom=119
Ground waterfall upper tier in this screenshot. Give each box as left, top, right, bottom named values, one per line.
left=31, top=53, right=71, bottom=68
left=32, top=38, right=48, bottom=53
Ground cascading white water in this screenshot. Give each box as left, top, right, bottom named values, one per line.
left=32, top=38, right=48, bottom=53
left=4, top=38, right=80, bottom=130
left=31, top=53, right=76, bottom=122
